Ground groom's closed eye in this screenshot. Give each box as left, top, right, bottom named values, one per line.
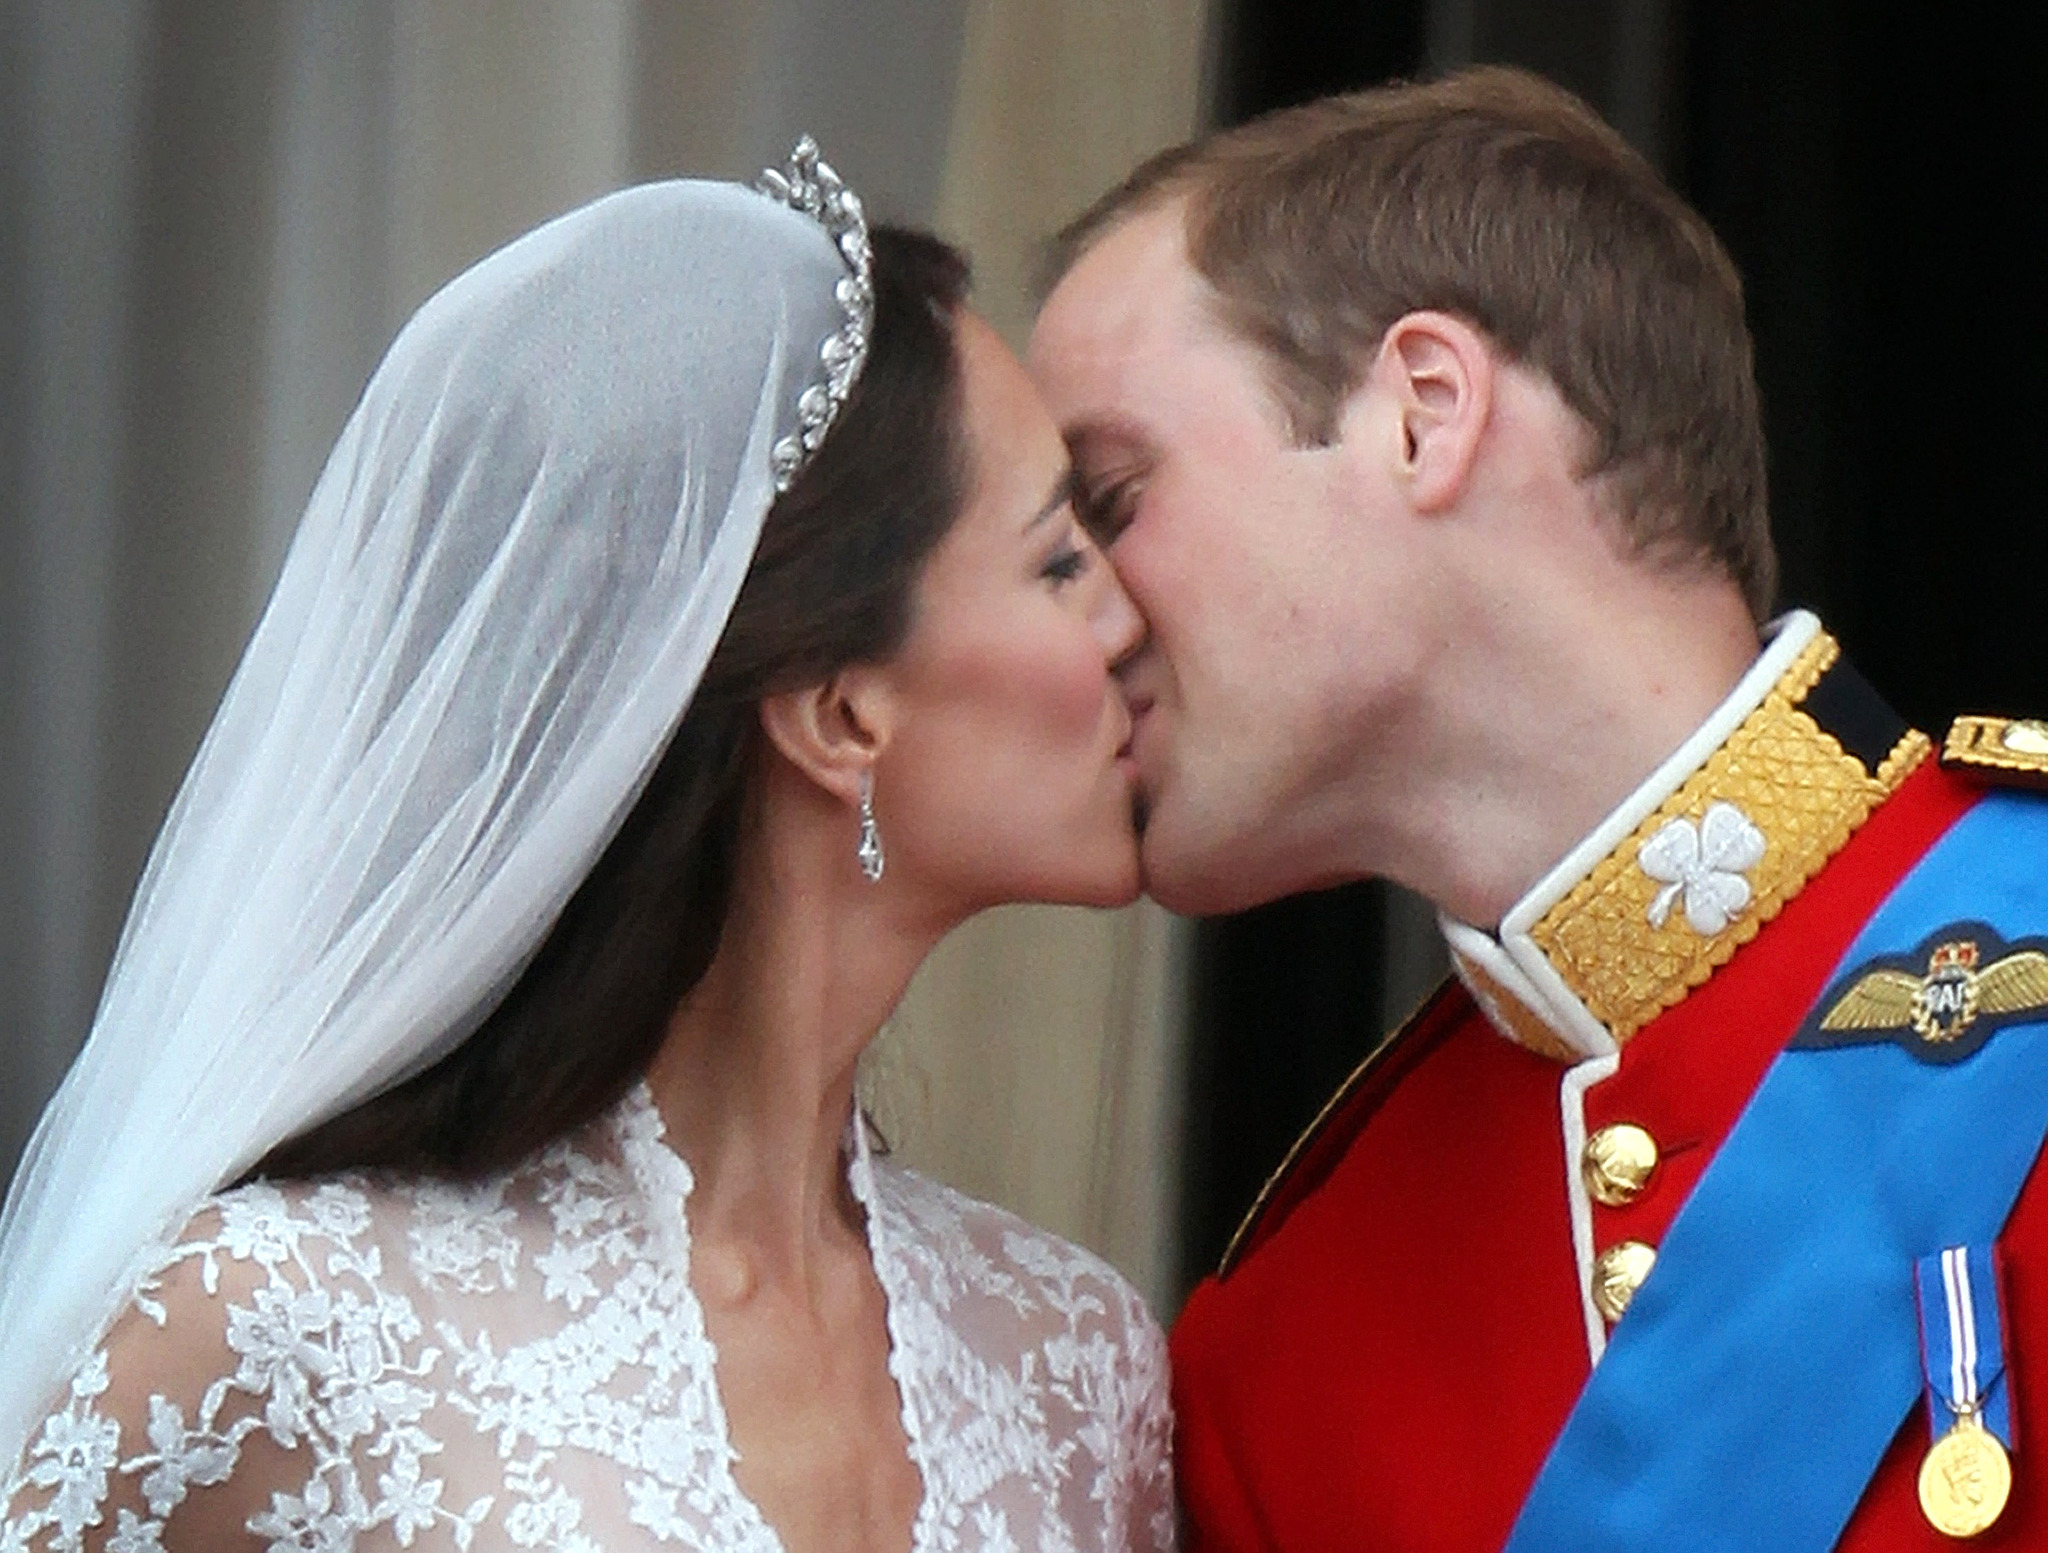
left=1075, top=476, right=1141, bottom=548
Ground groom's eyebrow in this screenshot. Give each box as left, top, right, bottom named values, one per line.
left=1024, top=467, right=1080, bottom=532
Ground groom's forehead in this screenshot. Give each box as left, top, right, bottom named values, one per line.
left=1032, top=209, right=1245, bottom=411
left=1039, top=207, right=1202, bottom=348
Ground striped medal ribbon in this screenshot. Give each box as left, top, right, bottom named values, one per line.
left=1915, top=1244, right=2014, bottom=1537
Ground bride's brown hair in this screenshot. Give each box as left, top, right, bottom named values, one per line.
left=249, top=226, right=970, bottom=1183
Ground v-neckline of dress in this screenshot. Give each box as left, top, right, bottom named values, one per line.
left=616, top=1082, right=935, bottom=1553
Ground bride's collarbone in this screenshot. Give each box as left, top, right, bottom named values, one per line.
left=695, top=1234, right=923, bottom=1553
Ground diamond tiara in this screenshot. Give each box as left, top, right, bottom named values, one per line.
left=756, top=137, right=875, bottom=492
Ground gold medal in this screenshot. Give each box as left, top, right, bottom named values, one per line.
left=1918, top=1414, right=2012, bottom=1538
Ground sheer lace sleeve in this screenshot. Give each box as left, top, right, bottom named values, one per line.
left=863, top=1162, right=1178, bottom=1552
left=1115, top=1279, right=1177, bottom=1553
left=2, top=1185, right=387, bottom=1553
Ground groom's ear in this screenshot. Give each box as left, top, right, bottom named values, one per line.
left=1372, top=309, right=1494, bottom=514
left=758, top=665, right=896, bottom=805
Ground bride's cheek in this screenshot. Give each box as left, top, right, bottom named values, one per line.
left=1041, top=624, right=1117, bottom=736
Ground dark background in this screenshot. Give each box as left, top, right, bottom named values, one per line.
left=1178, top=0, right=2048, bottom=1297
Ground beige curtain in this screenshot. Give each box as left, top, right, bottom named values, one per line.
left=4, top=0, right=1214, bottom=1313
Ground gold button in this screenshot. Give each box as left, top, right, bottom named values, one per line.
left=1582, top=1123, right=1660, bottom=1207
left=1592, top=1240, right=1657, bottom=1324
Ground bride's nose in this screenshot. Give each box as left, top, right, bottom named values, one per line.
left=1087, top=558, right=1146, bottom=669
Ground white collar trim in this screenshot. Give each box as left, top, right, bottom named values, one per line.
left=1440, top=611, right=1821, bottom=1062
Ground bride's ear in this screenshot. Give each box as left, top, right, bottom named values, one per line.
left=757, top=665, right=896, bottom=805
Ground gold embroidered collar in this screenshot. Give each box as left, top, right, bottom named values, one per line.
left=1443, top=613, right=1931, bottom=1063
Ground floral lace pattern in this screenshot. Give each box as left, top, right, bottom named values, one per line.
left=2, top=1088, right=1174, bottom=1552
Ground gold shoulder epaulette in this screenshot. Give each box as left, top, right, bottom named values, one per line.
left=1942, top=715, right=2048, bottom=790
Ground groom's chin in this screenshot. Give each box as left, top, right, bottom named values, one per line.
left=1136, top=811, right=1308, bottom=916
left=1136, top=832, right=1235, bottom=917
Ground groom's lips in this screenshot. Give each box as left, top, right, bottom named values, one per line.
left=1117, top=698, right=1154, bottom=835
left=1117, top=691, right=1155, bottom=762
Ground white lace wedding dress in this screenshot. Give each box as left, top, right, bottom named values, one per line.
left=0, top=1086, right=1174, bottom=1552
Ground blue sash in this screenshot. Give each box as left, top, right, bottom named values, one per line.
left=1506, top=792, right=2048, bottom=1551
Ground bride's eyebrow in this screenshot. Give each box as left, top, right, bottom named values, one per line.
left=1023, top=467, right=1081, bottom=533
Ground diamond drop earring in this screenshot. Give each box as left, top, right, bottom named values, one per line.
left=856, top=769, right=885, bottom=882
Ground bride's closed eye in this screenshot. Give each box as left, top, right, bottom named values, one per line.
left=1039, top=526, right=1091, bottom=586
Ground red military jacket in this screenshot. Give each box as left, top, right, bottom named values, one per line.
left=1172, top=618, right=2048, bottom=1550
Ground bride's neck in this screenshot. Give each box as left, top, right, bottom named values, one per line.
left=643, top=782, right=946, bottom=1285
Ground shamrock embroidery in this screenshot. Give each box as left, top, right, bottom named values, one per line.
left=1638, top=800, right=1766, bottom=935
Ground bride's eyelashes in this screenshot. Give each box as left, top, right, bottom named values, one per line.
left=1039, top=529, right=1090, bottom=586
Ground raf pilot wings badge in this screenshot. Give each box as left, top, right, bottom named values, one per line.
left=1793, top=922, right=2048, bottom=1064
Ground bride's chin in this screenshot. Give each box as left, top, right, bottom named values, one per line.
left=1040, top=834, right=1143, bottom=910
left=1088, top=837, right=1145, bottom=909
left=1092, top=864, right=1143, bottom=910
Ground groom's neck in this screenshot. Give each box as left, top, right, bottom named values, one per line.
left=1351, top=563, right=1761, bottom=932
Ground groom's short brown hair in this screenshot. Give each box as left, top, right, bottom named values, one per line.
left=1047, top=66, right=1775, bottom=620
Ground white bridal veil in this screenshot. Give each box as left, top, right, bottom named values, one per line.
left=0, top=146, right=872, bottom=1470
